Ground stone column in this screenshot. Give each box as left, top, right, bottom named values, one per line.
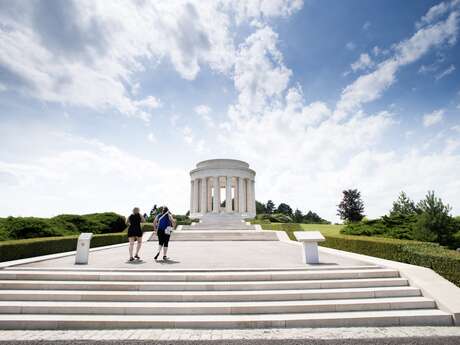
left=225, top=176, right=232, bottom=212
left=193, top=178, right=199, bottom=213
left=190, top=180, right=194, bottom=214
left=200, top=177, right=207, bottom=213
left=247, top=179, right=253, bottom=213
left=238, top=177, right=246, bottom=213
left=234, top=177, right=239, bottom=212
left=207, top=180, right=212, bottom=213
left=250, top=179, right=256, bottom=213
left=213, top=176, right=220, bottom=213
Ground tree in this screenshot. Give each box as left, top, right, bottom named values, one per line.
left=277, top=203, right=293, bottom=216
left=413, top=191, right=455, bottom=245
left=293, top=209, right=304, bottom=223
left=337, top=189, right=365, bottom=222
left=256, top=201, right=266, bottom=214
left=266, top=200, right=275, bottom=214
left=303, top=210, right=330, bottom=224
left=389, top=191, right=417, bottom=217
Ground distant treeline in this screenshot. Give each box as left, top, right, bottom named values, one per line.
left=255, top=200, right=330, bottom=224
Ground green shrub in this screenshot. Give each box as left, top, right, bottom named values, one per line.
left=81, top=213, right=126, bottom=234
left=52, top=214, right=103, bottom=233
left=0, top=213, right=127, bottom=241
left=341, top=214, right=416, bottom=239
left=452, top=231, right=460, bottom=249
left=268, top=213, right=293, bottom=223
left=0, top=232, right=128, bottom=262
left=0, top=216, right=78, bottom=240
left=321, top=233, right=460, bottom=287
left=413, top=191, right=455, bottom=246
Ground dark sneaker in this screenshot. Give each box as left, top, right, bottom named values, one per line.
left=134, top=255, right=140, bottom=260
left=163, top=256, right=168, bottom=261
left=129, top=257, right=134, bottom=262
left=154, top=252, right=160, bottom=260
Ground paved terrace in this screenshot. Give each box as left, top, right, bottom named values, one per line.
left=14, top=241, right=368, bottom=269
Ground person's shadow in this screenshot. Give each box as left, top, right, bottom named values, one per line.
left=126, top=259, right=147, bottom=265
left=159, top=259, right=180, bottom=265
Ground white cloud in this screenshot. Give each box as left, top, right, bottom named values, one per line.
left=444, top=138, right=460, bottom=154
left=195, top=105, right=215, bottom=128
left=363, top=21, right=371, bottom=30
left=372, top=46, right=381, bottom=56
left=418, top=63, right=439, bottom=74
left=334, top=10, right=459, bottom=120
left=0, top=1, right=300, bottom=121
left=435, top=64, right=456, bottom=79
left=147, top=132, right=157, bottom=143
left=182, top=126, right=194, bottom=144
left=233, top=26, right=292, bottom=114
left=416, top=0, right=460, bottom=28
left=135, top=96, right=162, bottom=110
left=346, top=41, right=356, bottom=50
left=216, top=0, right=460, bottom=221
left=0, top=131, right=188, bottom=217
left=423, top=109, right=444, bottom=127
left=228, top=0, right=303, bottom=24
left=451, top=125, right=460, bottom=132
left=351, top=53, right=373, bottom=71
left=170, top=114, right=180, bottom=127
left=194, top=105, right=211, bottom=115
left=0, top=83, right=6, bottom=92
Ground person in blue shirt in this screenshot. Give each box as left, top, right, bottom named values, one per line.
left=153, top=206, right=176, bottom=261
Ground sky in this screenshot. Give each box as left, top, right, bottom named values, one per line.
left=0, top=0, right=460, bottom=222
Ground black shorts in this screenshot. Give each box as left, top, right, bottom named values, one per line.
left=157, top=229, right=170, bottom=247
left=128, top=228, right=143, bottom=238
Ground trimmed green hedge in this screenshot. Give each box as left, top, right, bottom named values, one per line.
left=0, top=232, right=127, bottom=262
left=321, top=234, right=460, bottom=287
left=259, top=222, right=460, bottom=287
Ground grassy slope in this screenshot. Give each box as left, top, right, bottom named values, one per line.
left=299, top=223, right=343, bottom=236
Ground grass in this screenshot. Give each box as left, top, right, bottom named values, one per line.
left=299, top=223, right=343, bottom=236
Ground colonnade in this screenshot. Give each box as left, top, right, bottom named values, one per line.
left=190, top=176, right=255, bottom=215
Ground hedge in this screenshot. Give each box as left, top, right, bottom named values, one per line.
left=0, top=232, right=127, bottom=262
left=258, top=223, right=460, bottom=287
left=0, top=213, right=126, bottom=241
left=321, top=234, right=460, bottom=287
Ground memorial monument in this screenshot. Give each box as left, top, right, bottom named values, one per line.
left=189, top=159, right=256, bottom=218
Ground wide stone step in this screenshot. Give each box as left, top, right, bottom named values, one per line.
left=4, top=265, right=381, bottom=272
left=0, top=286, right=421, bottom=302
left=0, top=297, right=435, bottom=315
left=0, top=309, right=451, bottom=329
left=0, top=277, right=409, bottom=291
left=181, top=226, right=256, bottom=230
left=0, top=269, right=400, bottom=282
left=150, top=230, right=277, bottom=241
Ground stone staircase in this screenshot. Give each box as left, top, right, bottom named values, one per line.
left=165, top=213, right=277, bottom=241
left=182, top=213, right=256, bottom=230
left=0, top=266, right=452, bottom=329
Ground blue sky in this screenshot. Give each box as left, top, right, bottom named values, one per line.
left=0, top=0, right=459, bottom=221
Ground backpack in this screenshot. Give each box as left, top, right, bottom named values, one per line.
left=157, top=212, right=171, bottom=232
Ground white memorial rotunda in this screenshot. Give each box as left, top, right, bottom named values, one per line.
left=189, top=159, right=256, bottom=218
